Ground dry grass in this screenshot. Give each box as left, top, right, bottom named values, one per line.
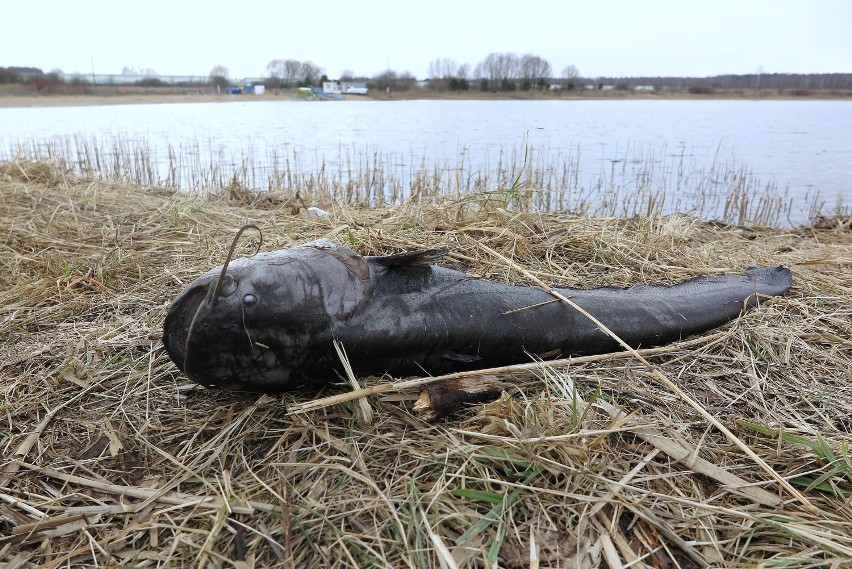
left=1, top=159, right=850, bottom=568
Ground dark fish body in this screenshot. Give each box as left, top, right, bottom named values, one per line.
left=163, top=240, right=792, bottom=392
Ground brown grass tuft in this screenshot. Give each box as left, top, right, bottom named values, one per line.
left=1, top=160, right=850, bottom=567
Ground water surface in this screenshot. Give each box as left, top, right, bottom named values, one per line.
left=1, top=98, right=849, bottom=223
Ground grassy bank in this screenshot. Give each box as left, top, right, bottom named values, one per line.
left=1, top=159, right=850, bottom=567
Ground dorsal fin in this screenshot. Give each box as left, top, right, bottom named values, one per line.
left=372, top=249, right=446, bottom=268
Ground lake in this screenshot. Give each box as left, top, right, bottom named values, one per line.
left=1, top=98, right=850, bottom=224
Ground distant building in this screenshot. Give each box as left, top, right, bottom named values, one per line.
left=634, top=85, right=656, bottom=92
left=323, top=81, right=369, bottom=95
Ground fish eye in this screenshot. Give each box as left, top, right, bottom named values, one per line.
left=242, top=293, right=258, bottom=306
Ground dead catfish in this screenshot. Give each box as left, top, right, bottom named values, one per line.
left=163, top=239, right=791, bottom=391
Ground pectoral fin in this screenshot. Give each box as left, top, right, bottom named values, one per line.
left=373, top=249, right=446, bottom=267
left=443, top=350, right=483, bottom=363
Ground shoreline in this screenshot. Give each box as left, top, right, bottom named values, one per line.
left=0, top=93, right=258, bottom=108
left=2, top=89, right=851, bottom=108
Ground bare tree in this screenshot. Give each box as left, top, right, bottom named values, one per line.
left=299, top=61, right=323, bottom=86
left=283, top=60, right=302, bottom=84
left=209, top=65, right=229, bottom=79
left=560, top=64, right=580, bottom=89
left=428, top=58, right=458, bottom=79
left=266, top=59, right=286, bottom=79
left=265, top=59, right=325, bottom=86
left=480, top=52, right=520, bottom=84
left=209, top=65, right=230, bottom=89
left=472, top=63, right=482, bottom=80
left=340, top=69, right=355, bottom=81
left=429, top=58, right=468, bottom=90
left=520, top=54, right=551, bottom=80
left=371, top=69, right=416, bottom=92
left=480, top=53, right=497, bottom=81
left=561, top=65, right=579, bottom=81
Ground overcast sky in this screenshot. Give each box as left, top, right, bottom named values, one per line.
left=4, top=0, right=850, bottom=80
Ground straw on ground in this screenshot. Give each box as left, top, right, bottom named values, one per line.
left=1, top=158, right=850, bottom=567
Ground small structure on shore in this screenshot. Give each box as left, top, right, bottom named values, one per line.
left=297, top=87, right=343, bottom=101
left=322, top=81, right=368, bottom=95
left=225, top=83, right=265, bottom=95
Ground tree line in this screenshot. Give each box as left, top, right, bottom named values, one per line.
left=216, top=52, right=581, bottom=93
left=4, top=61, right=852, bottom=93
left=590, top=73, right=852, bottom=92
left=236, top=52, right=852, bottom=93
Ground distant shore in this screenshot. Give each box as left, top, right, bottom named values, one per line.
left=0, top=93, right=254, bottom=108
left=1, top=87, right=850, bottom=108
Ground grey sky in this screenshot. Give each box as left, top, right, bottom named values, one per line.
left=4, top=0, right=850, bottom=80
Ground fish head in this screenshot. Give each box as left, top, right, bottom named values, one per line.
left=162, top=240, right=373, bottom=391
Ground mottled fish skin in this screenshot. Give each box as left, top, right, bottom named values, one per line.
left=163, top=239, right=792, bottom=392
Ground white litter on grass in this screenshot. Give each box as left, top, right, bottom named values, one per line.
left=302, top=206, right=330, bottom=219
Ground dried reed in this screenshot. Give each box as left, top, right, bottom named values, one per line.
left=1, top=159, right=850, bottom=567
left=4, top=134, right=841, bottom=227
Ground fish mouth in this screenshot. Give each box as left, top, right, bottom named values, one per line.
left=163, top=284, right=209, bottom=373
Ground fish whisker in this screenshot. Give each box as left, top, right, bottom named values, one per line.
left=211, top=224, right=263, bottom=305
left=183, top=224, right=263, bottom=374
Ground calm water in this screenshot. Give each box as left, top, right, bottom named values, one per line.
left=1, top=98, right=850, bottom=223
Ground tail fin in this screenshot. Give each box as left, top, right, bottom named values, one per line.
left=744, top=266, right=793, bottom=297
